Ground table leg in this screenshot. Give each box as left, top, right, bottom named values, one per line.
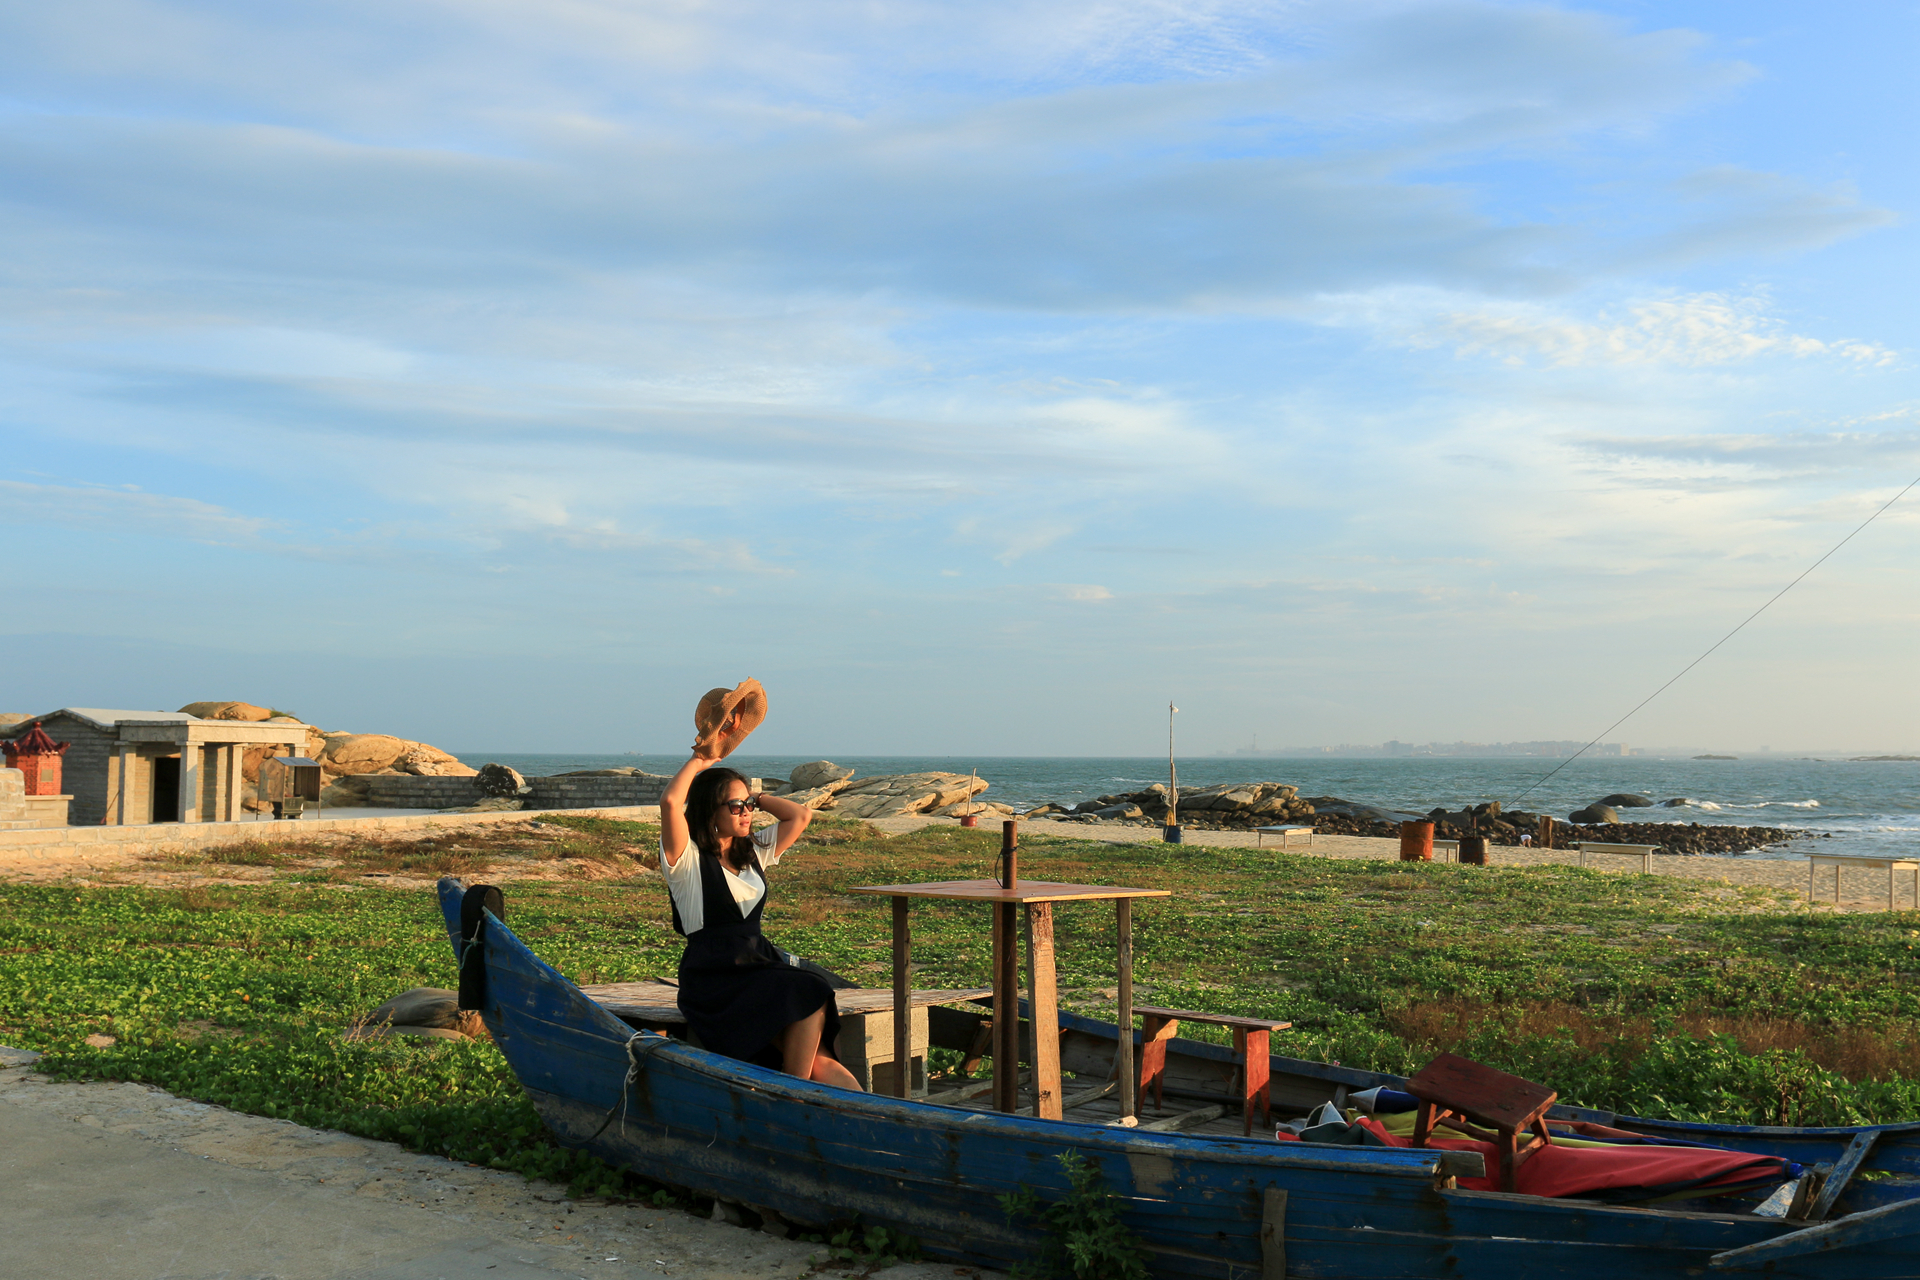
left=992, top=900, right=1019, bottom=1112
left=1808, top=861, right=1814, bottom=902
left=891, top=896, right=911, bottom=1099
left=1140, top=1015, right=1177, bottom=1114
left=1115, top=899, right=1134, bottom=1120
left=1027, top=903, right=1062, bottom=1120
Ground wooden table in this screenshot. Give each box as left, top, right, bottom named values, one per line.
left=1255, top=825, right=1314, bottom=849
left=851, top=822, right=1169, bottom=1120
left=1407, top=1052, right=1557, bottom=1192
left=1808, top=854, right=1920, bottom=911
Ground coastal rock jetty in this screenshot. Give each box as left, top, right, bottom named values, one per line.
left=1011, top=779, right=1798, bottom=856
left=1306, top=796, right=1794, bottom=855
left=1028, top=781, right=1317, bottom=830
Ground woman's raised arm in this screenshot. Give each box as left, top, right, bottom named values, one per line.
left=660, top=752, right=719, bottom=868
left=753, top=789, right=812, bottom=861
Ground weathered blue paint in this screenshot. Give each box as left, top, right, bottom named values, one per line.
left=1710, top=1198, right=1920, bottom=1271
left=434, top=879, right=1920, bottom=1279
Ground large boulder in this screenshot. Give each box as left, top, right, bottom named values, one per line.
left=1569, top=804, right=1621, bottom=824
left=178, top=701, right=275, bottom=722
left=399, top=743, right=478, bottom=777
left=1598, top=793, right=1655, bottom=809
left=790, top=760, right=855, bottom=790
left=784, top=777, right=856, bottom=810
left=831, top=772, right=988, bottom=820
left=319, top=733, right=409, bottom=775
left=475, top=763, right=530, bottom=798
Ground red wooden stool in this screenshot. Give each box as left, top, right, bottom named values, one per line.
left=1406, top=1052, right=1557, bottom=1191
left=1134, top=1006, right=1291, bottom=1135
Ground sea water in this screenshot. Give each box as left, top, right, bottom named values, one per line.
left=454, top=752, right=1919, bottom=862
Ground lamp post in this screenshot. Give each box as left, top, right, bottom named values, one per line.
left=1163, top=702, right=1182, bottom=844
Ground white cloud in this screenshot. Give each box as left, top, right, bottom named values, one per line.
left=0, top=479, right=274, bottom=543
left=1055, top=583, right=1114, bottom=601
left=1439, top=294, right=1896, bottom=368
left=1327, top=289, right=1897, bottom=369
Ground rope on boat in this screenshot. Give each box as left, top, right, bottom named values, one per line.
left=586, top=1031, right=674, bottom=1143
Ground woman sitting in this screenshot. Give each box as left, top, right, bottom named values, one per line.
left=661, top=750, right=861, bottom=1090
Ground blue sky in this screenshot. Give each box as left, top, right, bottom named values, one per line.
left=3, top=0, right=1916, bottom=756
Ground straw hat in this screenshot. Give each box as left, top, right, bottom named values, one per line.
left=692, top=679, right=767, bottom=760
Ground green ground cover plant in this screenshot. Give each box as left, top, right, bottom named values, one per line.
left=2, top=820, right=1917, bottom=1200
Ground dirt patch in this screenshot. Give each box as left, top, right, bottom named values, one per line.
left=1386, top=996, right=1920, bottom=1083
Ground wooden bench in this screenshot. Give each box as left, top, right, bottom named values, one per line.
left=1134, top=1005, right=1291, bottom=1135
left=1808, top=855, right=1920, bottom=912
left=581, top=978, right=991, bottom=1097
left=1255, top=825, right=1315, bottom=850
left=1407, top=1052, right=1556, bottom=1192
left=1572, top=842, right=1661, bottom=873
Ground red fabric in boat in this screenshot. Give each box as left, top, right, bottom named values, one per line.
left=1350, top=1117, right=1785, bottom=1198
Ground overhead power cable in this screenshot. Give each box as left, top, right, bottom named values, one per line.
left=1508, top=469, right=1920, bottom=807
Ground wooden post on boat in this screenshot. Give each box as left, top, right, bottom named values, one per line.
left=1026, top=902, right=1061, bottom=1118
left=892, top=895, right=911, bottom=1097
left=992, top=821, right=1021, bottom=1112
left=1116, top=897, right=1135, bottom=1121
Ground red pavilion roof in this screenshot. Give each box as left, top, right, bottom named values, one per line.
left=9, top=722, right=67, bottom=756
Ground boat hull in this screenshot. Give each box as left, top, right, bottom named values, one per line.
left=438, top=879, right=1920, bottom=1278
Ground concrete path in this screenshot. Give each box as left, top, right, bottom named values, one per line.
left=0, top=1049, right=1003, bottom=1280
left=868, top=815, right=1913, bottom=912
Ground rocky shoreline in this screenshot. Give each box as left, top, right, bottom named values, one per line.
left=1013, top=781, right=1804, bottom=855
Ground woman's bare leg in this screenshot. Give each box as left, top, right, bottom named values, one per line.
left=780, top=1006, right=827, bottom=1077
left=809, top=1053, right=861, bottom=1090
left=778, top=1006, right=864, bottom=1090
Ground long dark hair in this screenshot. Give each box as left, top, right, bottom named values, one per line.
left=685, top=767, right=755, bottom=866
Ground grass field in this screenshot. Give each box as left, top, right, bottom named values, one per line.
left=4, top=814, right=1918, bottom=1198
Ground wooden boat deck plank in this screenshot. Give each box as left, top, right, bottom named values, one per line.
left=581, top=978, right=991, bottom=1023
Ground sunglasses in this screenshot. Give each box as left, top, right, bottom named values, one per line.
left=721, top=798, right=757, bottom=815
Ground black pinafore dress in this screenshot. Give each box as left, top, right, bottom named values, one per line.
left=671, top=846, right=842, bottom=1071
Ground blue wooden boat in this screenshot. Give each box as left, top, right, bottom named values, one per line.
left=436, top=879, right=1920, bottom=1277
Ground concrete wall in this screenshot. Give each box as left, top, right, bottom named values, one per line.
left=0, top=804, right=663, bottom=861
left=0, top=769, right=25, bottom=831
left=42, top=715, right=118, bottom=827
left=527, top=774, right=670, bottom=809
left=24, top=796, right=71, bottom=828
left=357, top=776, right=486, bottom=809
left=356, top=773, right=671, bottom=810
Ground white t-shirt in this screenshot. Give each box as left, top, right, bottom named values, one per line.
left=661, top=823, right=783, bottom=935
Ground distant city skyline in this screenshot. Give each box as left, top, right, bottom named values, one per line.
left=4, top=2, right=1916, bottom=757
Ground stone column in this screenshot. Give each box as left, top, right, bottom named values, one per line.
left=177, top=749, right=195, bottom=825
left=115, top=746, right=134, bottom=825
left=229, top=745, right=246, bottom=820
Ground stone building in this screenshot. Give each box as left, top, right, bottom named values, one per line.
left=0, top=709, right=308, bottom=826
